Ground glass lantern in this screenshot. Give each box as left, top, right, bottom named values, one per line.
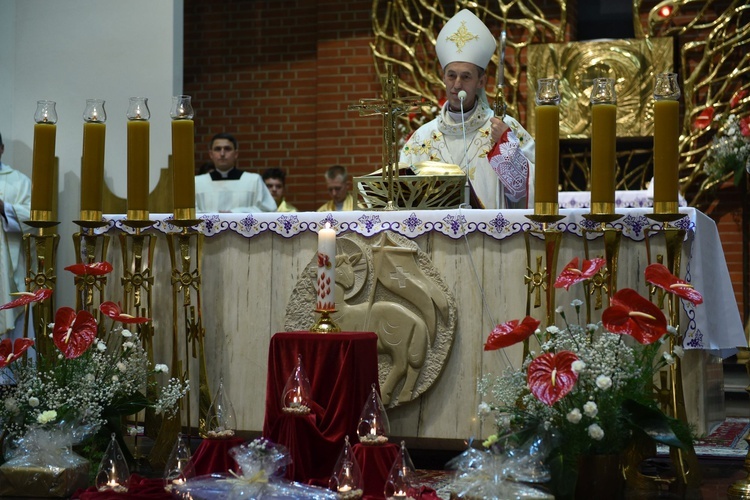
left=357, top=383, right=390, bottom=445
left=95, top=433, right=130, bottom=492
left=329, top=436, right=363, bottom=499
left=163, top=433, right=195, bottom=487
left=281, top=354, right=313, bottom=415
left=384, top=441, right=417, bottom=499
left=201, top=377, right=237, bottom=439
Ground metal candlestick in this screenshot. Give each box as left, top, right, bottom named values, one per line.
left=581, top=213, right=623, bottom=324
left=524, top=214, right=566, bottom=330
left=72, top=220, right=111, bottom=315
left=310, top=309, right=341, bottom=333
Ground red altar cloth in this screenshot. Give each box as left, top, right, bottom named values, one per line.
left=190, top=436, right=245, bottom=476
left=262, top=331, right=380, bottom=485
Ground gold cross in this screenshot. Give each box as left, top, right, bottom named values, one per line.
left=446, top=21, right=478, bottom=53
left=524, top=255, right=547, bottom=308
left=348, top=63, right=423, bottom=180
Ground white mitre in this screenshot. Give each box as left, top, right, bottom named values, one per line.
left=436, top=9, right=496, bottom=70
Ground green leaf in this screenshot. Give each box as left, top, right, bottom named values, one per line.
left=734, top=163, right=746, bottom=186
left=102, top=391, right=149, bottom=417
left=621, top=398, right=690, bottom=450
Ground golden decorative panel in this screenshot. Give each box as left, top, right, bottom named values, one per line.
left=526, top=38, right=674, bottom=139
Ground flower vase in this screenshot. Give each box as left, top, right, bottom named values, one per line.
left=575, top=453, right=624, bottom=499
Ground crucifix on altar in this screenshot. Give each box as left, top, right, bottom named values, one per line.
left=348, top=63, right=423, bottom=210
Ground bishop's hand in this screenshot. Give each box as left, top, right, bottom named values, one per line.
left=490, top=116, right=509, bottom=144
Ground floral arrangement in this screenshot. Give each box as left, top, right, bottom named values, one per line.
left=478, top=258, right=700, bottom=497
left=697, top=89, right=750, bottom=185
left=0, top=262, right=188, bottom=449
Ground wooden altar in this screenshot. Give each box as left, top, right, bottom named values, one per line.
left=101, top=208, right=742, bottom=440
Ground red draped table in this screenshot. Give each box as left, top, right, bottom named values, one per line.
left=262, top=331, right=379, bottom=485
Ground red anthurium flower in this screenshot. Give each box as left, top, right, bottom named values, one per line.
left=645, top=263, right=704, bottom=305
left=99, top=301, right=151, bottom=324
left=53, top=307, right=97, bottom=359
left=64, top=261, right=113, bottom=276
left=740, top=117, right=750, bottom=138
left=602, top=288, right=668, bottom=344
left=693, top=107, right=714, bottom=130
left=730, top=90, right=747, bottom=109
left=528, top=351, right=579, bottom=406
left=484, top=316, right=541, bottom=351
left=0, top=288, right=53, bottom=311
left=0, top=338, right=35, bottom=369
left=554, top=257, right=606, bottom=290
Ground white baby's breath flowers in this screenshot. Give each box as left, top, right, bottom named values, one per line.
left=663, top=353, right=675, bottom=365
left=28, top=397, right=40, bottom=408
left=673, top=346, right=684, bottom=358
left=595, top=375, right=612, bottom=390
left=566, top=408, right=582, bottom=424
left=121, top=329, right=133, bottom=338
left=85, top=373, right=95, bottom=382
left=57, top=354, right=63, bottom=360
left=37, top=410, right=57, bottom=425
left=154, top=364, right=169, bottom=373
left=571, top=360, right=586, bottom=373
left=583, top=401, right=598, bottom=418
left=587, top=423, right=604, bottom=440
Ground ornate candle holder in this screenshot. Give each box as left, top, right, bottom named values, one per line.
left=524, top=214, right=565, bottom=329
left=640, top=212, right=700, bottom=493
left=72, top=222, right=111, bottom=314
left=22, top=222, right=59, bottom=360
left=118, top=218, right=158, bottom=437
left=580, top=213, right=624, bottom=322
left=96, top=433, right=130, bottom=493
left=310, top=309, right=341, bottom=333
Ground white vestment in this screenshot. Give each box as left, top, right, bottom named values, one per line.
left=0, top=162, right=31, bottom=336
left=400, top=99, right=535, bottom=209
left=195, top=172, right=277, bottom=213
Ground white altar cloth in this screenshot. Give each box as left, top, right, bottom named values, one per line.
left=102, top=207, right=745, bottom=357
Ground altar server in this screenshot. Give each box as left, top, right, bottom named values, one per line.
left=399, top=9, right=535, bottom=209
left=0, top=133, right=32, bottom=339
left=195, top=133, right=277, bottom=213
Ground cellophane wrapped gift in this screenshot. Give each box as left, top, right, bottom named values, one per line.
left=0, top=427, right=91, bottom=497
left=170, top=438, right=338, bottom=499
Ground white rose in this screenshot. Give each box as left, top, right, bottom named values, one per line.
left=477, top=402, right=491, bottom=417
left=123, top=341, right=134, bottom=350
left=155, top=364, right=169, bottom=373
left=555, top=306, right=564, bottom=314
left=85, top=373, right=95, bottom=382
left=28, top=396, right=40, bottom=407
left=97, top=341, right=106, bottom=351
left=567, top=408, right=582, bottom=424
left=546, top=326, right=560, bottom=335
left=583, top=401, right=598, bottom=418
left=673, top=346, right=684, bottom=358
left=571, top=360, right=586, bottom=373
left=588, top=423, right=604, bottom=440
left=4, top=397, right=17, bottom=412
left=596, top=375, right=612, bottom=390
left=121, top=329, right=133, bottom=338
left=37, top=410, right=57, bottom=425
left=112, top=375, right=119, bottom=382
left=663, top=353, right=675, bottom=365
left=571, top=299, right=583, bottom=307
left=117, top=362, right=127, bottom=372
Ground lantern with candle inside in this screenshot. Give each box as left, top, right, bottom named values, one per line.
left=653, top=72, right=681, bottom=215
left=170, top=95, right=196, bottom=221
left=281, top=354, right=313, bottom=415
left=200, top=377, right=237, bottom=439
left=310, top=221, right=341, bottom=333
left=329, top=436, right=364, bottom=500
left=163, top=433, right=195, bottom=488
left=30, top=100, right=58, bottom=223
left=126, top=97, right=151, bottom=221
left=589, top=77, right=618, bottom=216
left=79, top=99, right=107, bottom=223
left=357, top=383, right=390, bottom=445
left=384, top=441, right=417, bottom=499
left=95, top=433, right=130, bottom=492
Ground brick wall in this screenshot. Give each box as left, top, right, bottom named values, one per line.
left=184, top=0, right=382, bottom=211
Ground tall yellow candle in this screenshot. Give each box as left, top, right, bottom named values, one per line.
left=31, top=123, right=57, bottom=214
left=81, top=122, right=106, bottom=215
left=653, top=73, right=681, bottom=214
left=171, top=119, right=195, bottom=213
left=590, top=103, right=617, bottom=212
left=127, top=120, right=150, bottom=214
left=126, top=97, right=150, bottom=219
left=535, top=105, right=560, bottom=205
left=170, top=95, right=196, bottom=219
